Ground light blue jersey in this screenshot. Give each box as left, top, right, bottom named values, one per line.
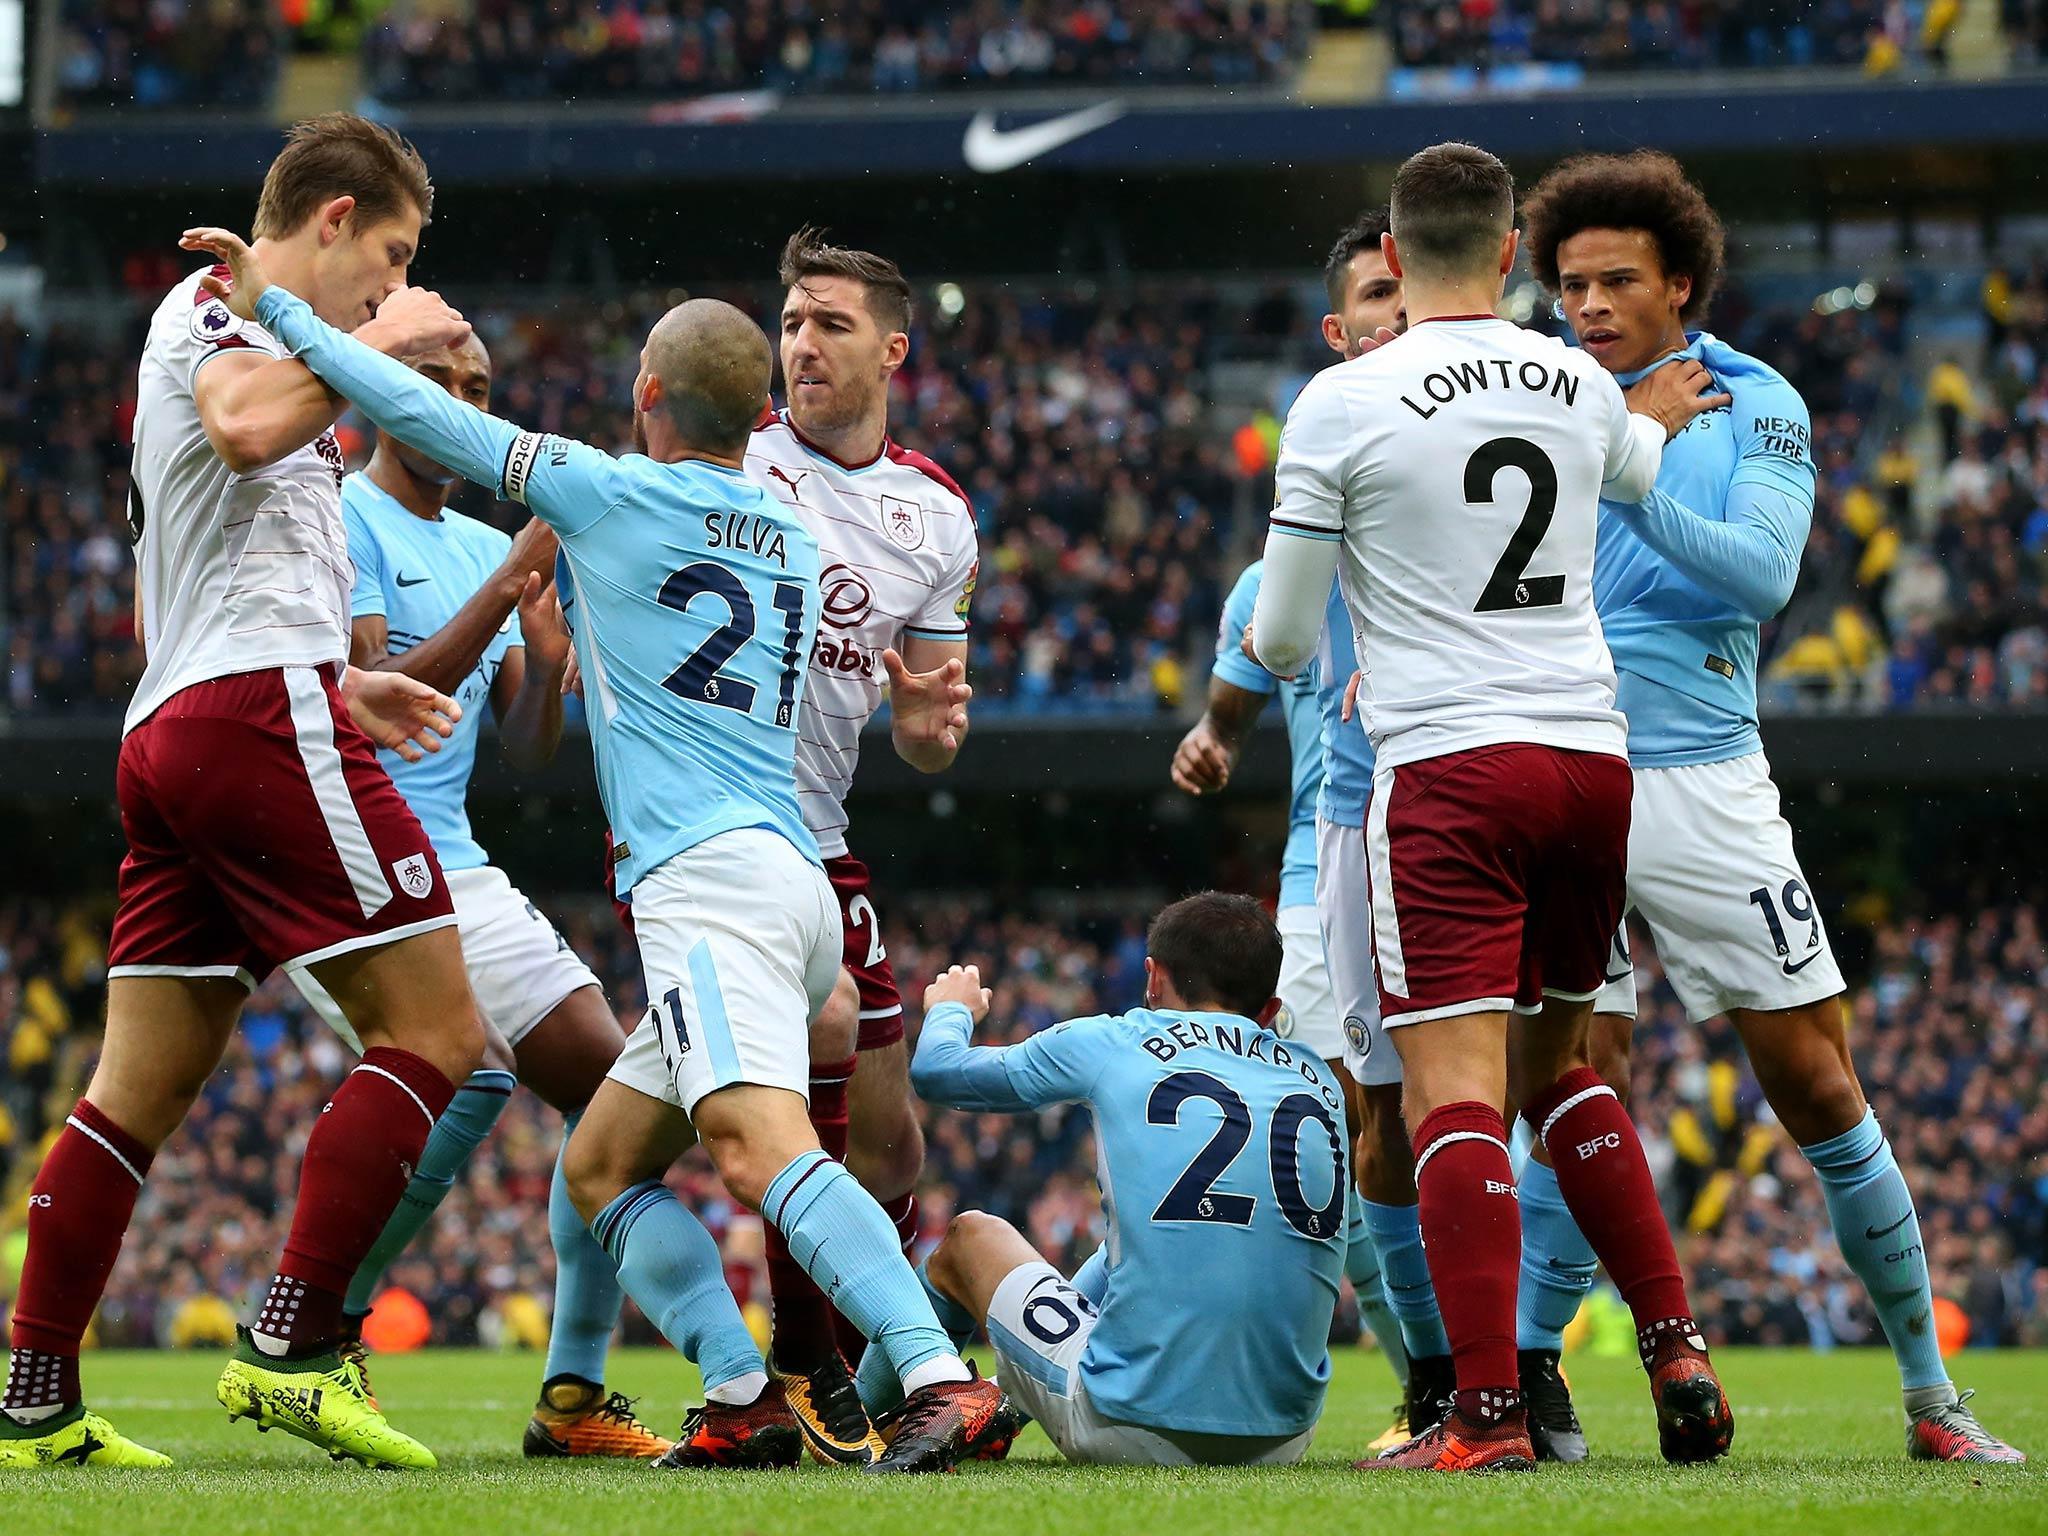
left=1594, top=333, right=1814, bottom=768
left=257, top=288, right=821, bottom=894
left=343, top=473, right=520, bottom=871
left=914, top=1000, right=1348, bottom=1438
left=1313, top=580, right=1373, bottom=829
left=1212, top=562, right=1322, bottom=909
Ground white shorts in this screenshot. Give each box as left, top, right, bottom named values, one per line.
left=606, top=828, right=841, bottom=1116
left=291, top=864, right=601, bottom=1053
left=1314, top=816, right=1397, bottom=1087
left=983, top=1261, right=1313, bottom=1467
left=1274, top=904, right=1344, bottom=1065
left=1592, top=753, right=1844, bottom=1022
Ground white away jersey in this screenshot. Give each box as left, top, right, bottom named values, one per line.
left=1272, top=317, right=1661, bottom=771
left=126, top=267, right=351, bottom=732
left=745, top=411, right=979, bottom=858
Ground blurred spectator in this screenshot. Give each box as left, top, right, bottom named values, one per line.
left=57, top=0, right=281, bottom=110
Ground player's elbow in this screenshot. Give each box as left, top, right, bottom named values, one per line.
left=1738, top=556, right=1801, bottom=622
left=208, top=411, right=278, bottom=474
left=1256, top=636, right=1312, bottom=678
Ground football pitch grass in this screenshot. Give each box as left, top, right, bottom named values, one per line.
left=12, top=1346, right=2044, bottom=1536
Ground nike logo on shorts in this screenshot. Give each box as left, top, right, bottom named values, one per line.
left=1782, top=949, right=1823, bottom=975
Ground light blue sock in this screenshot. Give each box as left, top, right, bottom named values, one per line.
left=1516, top=1157, right=1599, bottom=1352
left=764, top=1151, right=961, bottom=1388
left=1345, top=1189, right=1410, bottom=1386
left=344, top=1068, right=516, bottom=1316
left=1803, top=1109, right=1948, bottom=1392
left=1360, top=1198, right=1451, bottom=1360
left=544, top=1112, right=626, bottom=1385
left=592, top=1180, right=763, bottom=1396
left=856, top=1258, right=975, bottom=1417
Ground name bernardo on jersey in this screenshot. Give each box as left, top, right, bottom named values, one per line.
left=1137, top=1016, right=1343, bottom=1116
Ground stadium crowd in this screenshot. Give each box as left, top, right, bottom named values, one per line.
left=8, top=260, right=2048, bottom=721
left=1383, top=0, right=1961, bottom=78
left=55, top=0, right=1307, bottom=112
left=3, top=881, right=2044, bottom=1355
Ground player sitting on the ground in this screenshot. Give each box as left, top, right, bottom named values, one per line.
left=1521, top=150, right=2024, bottom=1465
left=1251, top=141, right=1731, bottom=1473
left=875, top=892, right=1348, bottom=1466
left=180, top=223, right=1016, bottom=1476
left=284, top=332, right=667, bottom=1460
left=2, top=115, right=480, bottom=1474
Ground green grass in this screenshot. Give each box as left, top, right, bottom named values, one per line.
left=11, top=1347, right=2045, bottom=1536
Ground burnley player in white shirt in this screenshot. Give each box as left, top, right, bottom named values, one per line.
left=736, top=230, right=977, bottom=1463
left=2, top=116, right=482, bottom=1474
left=1250, top=142, right=1733, bottom=1474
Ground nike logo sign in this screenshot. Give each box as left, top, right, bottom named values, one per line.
left=1782, top=949, right=1822, bottom=975
left=962, top=101, right=1126, bottom=174
left=395, top=573, right=431, bottom=587
left=1865, top=1211, right=1913, bottom=1241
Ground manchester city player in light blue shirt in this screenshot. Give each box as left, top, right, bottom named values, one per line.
left=282, top=332, right=677, bottom=1459
left=185, top=224, right=1013, bottom=1474
left=896, top=892, right=1348, bottom=1465
left=1523, top=153, right=2021, bottom=1463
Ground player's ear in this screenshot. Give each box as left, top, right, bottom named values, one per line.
left=317, top=195, right=357, bottom=246
left=1252, top=996, right=1283, bottom=1029
left=1380, top=231, right=1403, bottom=282
left=1320, top=313, right=1346, bottom=357
left=1142, top=956, right=1163, bottom=1011
left=882, top=328, right=910, bottom=373
left=1499, top=227, right=1521, bottom=279
left=1671, top=272, right=1694, bottom=318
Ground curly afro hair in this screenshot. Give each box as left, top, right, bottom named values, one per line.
left=1521, top=151, right=1725, bottom=324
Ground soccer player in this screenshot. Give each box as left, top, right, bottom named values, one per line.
left=1249, top=142, right=1732, bottom=1473
left=1306, top=210, right=1597, bottom=1462
left=1168, top=212, right=1413, bottom=1448
left=283, top=333, right=666, bottom=1458
left=181, top=226, right=1013, bottom=1476
left=0, top=116, right=482, bottom=1473
left=1520, top=150, right=2025, bottom=1464
left=740, top=229, right=977, bottom=1462
left=897, top=894, right=1348, bottom=1465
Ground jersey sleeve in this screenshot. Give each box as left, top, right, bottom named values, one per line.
left=1595, top=363, right=1667, bottom=504
left=1728, top=368, right=1818, bottom=503
left=1211, top=564, right=1279, bottom=695
left=341, top=497, right=387, bottom=620
left=1270, top=371, right=1350, bottom=542
left=906, top=524, right=978, bottom=643
left=910, top=1003, right=1116, bottom=1111
left=181, top=280, right=282, bottom=388
left=255, top=286, right=628, bottom=538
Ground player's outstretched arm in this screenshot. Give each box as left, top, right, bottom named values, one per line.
left=1175, top=562, right=1280, bottom=795
left=179, top=233, right=473, bottom=475
left=351, top=517, right=561, bottom=697
left=911, top=965, right=1109, bottom=1113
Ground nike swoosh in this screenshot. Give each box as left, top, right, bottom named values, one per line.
left=1782, top=949, right=1822, bottom=975
left=1602, top=970, right=1632, bottom=985
left=395, top=573, right=431, bottom=588
left=962, top=101, right=1126, bottom=174
left=1865, top=1211, right=1913, bottom=1241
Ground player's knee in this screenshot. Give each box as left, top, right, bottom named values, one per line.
left=702, top=1135, right=782, bottom=1212
left=479, top=1020, right=517, bottom=1076
left=929, top=1211, right=998, bottom=1293
left=560, top=1118, right=626, bottom=1225
left=847, top=1103, right=924, bottom=1199
left=1588, top=1011, right=1635, bottom=1098
left=810, top=971, right=859, bottom=1064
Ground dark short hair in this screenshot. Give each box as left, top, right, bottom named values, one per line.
left=1147, top=892, right=1283, bottom=1019
left=1389, top=141, right=1515, bottom=280
left=253, top=113, right=432, bottom=241
left=1323, top=207, right=1393, bottom=310
left=1521, top=151, right=1725, bottom=323
left=778, top=226, right=913, bottom=334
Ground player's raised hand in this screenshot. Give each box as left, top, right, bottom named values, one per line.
left=1625, top=358, right=1733, bottom=440
left=367, top=286, right=472, bottom=357
left=179, top=227, right=270, bottom=321
left=518, top=572, right=573, bottom=678
left=883, top=648, right=972, bottom=759
left=1171, top=717, right=1235, bottom=795
left=923, top=963, right=992, bottom=1025
left=340, top=665, right=462, bottom=762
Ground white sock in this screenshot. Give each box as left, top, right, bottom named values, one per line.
left=900, top=1353, right=972, bottom=1396
left=248, top=1330, right=291, bottom=1358
left=3, top=1402, right=66, bottom=1426
left=704, top=1369, right=770, bottom=1407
